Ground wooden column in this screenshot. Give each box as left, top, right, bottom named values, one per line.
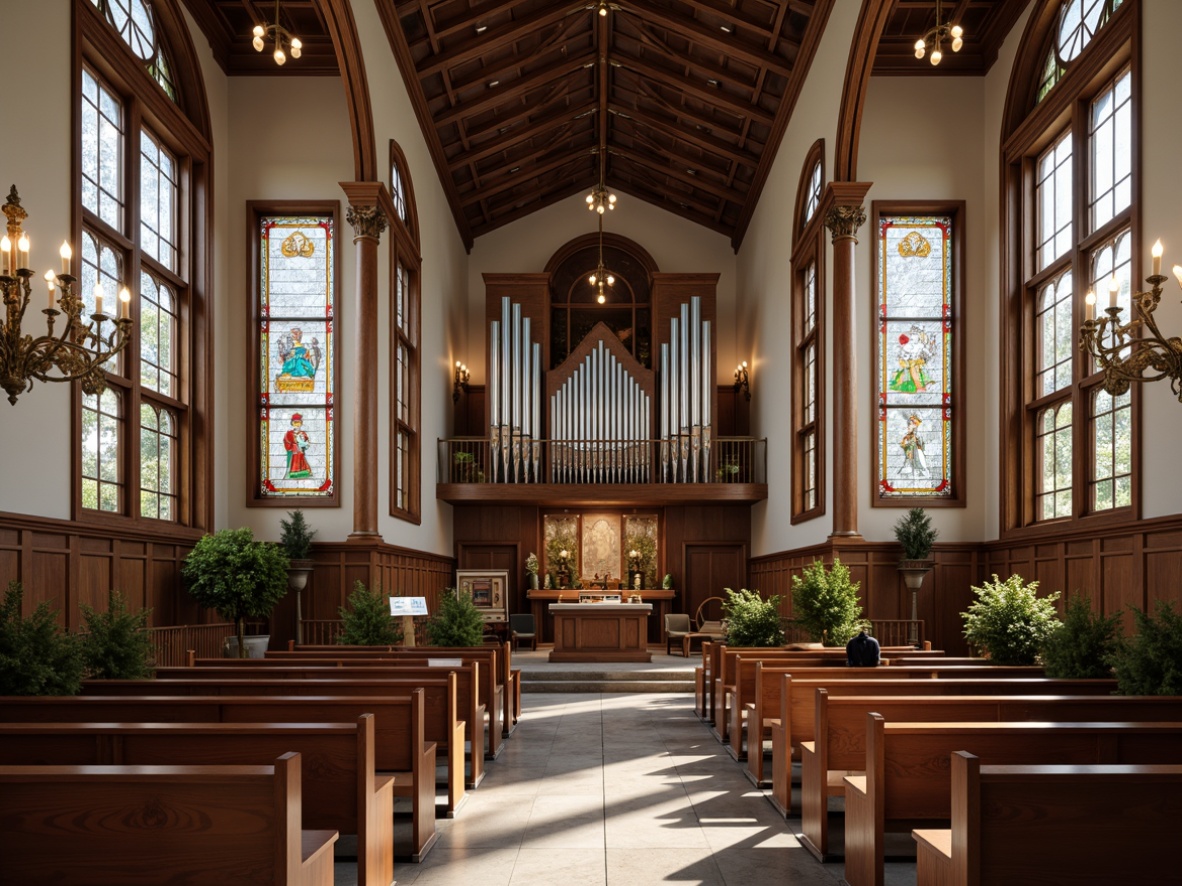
left=824, top=183, right=870, bottom=540
left=341, top=182, right=390, bottom=539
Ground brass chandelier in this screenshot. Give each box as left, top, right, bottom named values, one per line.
left=0, top=186, right=132, bottom=405
left=252, top=0, right=302, bottom=66
left=1080, top=239, right=1182, bottom=401
left=914, top=0, right=964, bottom=66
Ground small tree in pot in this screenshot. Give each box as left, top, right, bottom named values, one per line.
left=722, top=587, right=785, bottom=647
left=425, top=588, right=485, bottom=647
left=182, top=528, right=290, bottom=658
left=790, top=558, right=869, bottom=647
left=961, top=573, right=1060, bottom=665
left=337, top=581, right=403, bottom=646
left=893, top=507, right=939, bottom=646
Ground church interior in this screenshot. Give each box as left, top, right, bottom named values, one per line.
left=3, top=1, right=1182, bottom=883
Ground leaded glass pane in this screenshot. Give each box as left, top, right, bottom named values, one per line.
left=81, top=68, right=125, bottom=230
left=82, top=389, right=123, bottom=513
left=1089, top=67, right=1132, bottom=232
left=1035, top=272, right=1074, bottom=396
left=803, top=342, right=816, bottom=425
left=140, top=271, right=177, bottom=396
left=878, top=216, right=954, bottom=499
left=803, top=261, right=816, bottom=334
left=1036, top=401, right=1073, bottom=520
left=257, top=216, right=335, bottom=498
left=1091, top=387, right=1131, bottom=511
left=140, top=129, right=178, bottom=271
left=391, top=164, right=407, bottom=223
left=1057, top=0, right=1122, bottom=65
left=1088, top=231, right=1131, bottom=368
left=803, top=431, right=816, bottom=511
left=804, top=162, right=821, bottom=225
left=138, top=402, right=176, bottom=520
left=1036, top=133, right=1073, bottom=271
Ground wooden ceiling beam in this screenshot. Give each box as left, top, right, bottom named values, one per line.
left=434, top=51, right=596, bottom=127
left=446, top=13, right=588, bottom=91
left=616, top=4, right=793, bottom=79
left=614, top=53, right=774, bottom=126
left=421, top=0, right=541, bottom=43
left=415, top=1, right=588, bottom=78
left=607, top=102, right=760, bottom=170
left=449, top=101, right=597, bottom=170
left=477, top=181, right=592, bottom=236
left=612, top=144, right=744, bottom=206
left=458, top=150, right=591, bottom=205
left=610, top=179, right=731, bottom=236
left=675, top=0, right=782, bottom=36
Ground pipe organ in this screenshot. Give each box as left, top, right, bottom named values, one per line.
left=659, top=298, right=712, bottom=483
left=489, top=296, right=542, bottom=482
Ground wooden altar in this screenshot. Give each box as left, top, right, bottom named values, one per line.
left=548, top=603, right=652, bottom=662
left=528, top=589, right=675, bottom=646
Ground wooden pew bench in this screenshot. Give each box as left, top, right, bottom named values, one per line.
left=0, top=690, right=439, bottom=863
left=844, top=715, right=1182, bottom=886
left=0, top=715, right=393, bottom=886
left=0, top=752, right=336, bottom=885
left=761, top=671, right=1115, bottom=808
left=799, top=690, right=1182, bottom=862
left=913, top=753, right=1182, bottom=886
left=95, top=666, right=479, bottom=812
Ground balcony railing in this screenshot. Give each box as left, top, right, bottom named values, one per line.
left=439, top=436, right=766, bottom=485
left=145, top=622, right=266, bottom=667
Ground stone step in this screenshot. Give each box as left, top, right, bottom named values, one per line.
left=520, top=668, right=695, bottom=693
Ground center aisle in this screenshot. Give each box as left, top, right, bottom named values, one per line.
left=340, top=688, right=851, bottom=886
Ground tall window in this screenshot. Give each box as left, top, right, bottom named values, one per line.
left=872, top=206, right=964, bottom=505
left=1004, top=0, right=1136, bottom=530
left=390, top=142, right=422, bottom=523
left=790, top=141, right=825, bottom=522
left=77, top=0, right=209, bottom=527
left=248, top=206, right=340, bottom=506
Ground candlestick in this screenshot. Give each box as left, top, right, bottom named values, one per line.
left=1108, top=275, right=1119, bottom=309
left=1084, top=290, right=1095, bottom=322
left=1152, top=239, right=1163, bottom=277
left=94, top=282, right=104, bottom=316
left=17, top=234, right=29, bottom=271
left=119, top=285, right=131, bottom=319
left=60, top=241, right=72, bottom=276
left=45, top=270, right=56, bottom=309
left=1, top=236, right=10, bottom=276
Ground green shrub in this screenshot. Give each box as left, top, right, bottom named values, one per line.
left=722, top=587, right=784, bottom=647
left=337, top=581, right=403, bottom=646
left=425, top=589, right=485, bottom=647
left=279, top=509, right=317, bottom=561
left=1039, top=591, right=1121, bottom=679
left=790, top=558, right=868, bottom=646
left=893, top=507, right=938, bottom=561
left=80, top=590, right=155, bottom=679
left=961, top=573, right=1060, bottom=665
left=1109, top=601, right=1182, bottom=695
left=0, top=581, right=84, bottom=695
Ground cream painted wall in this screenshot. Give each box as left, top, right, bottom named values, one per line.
left=737, top=0, right=861, bottom=555
left=465, top=196, right=738, bottom=386
left=0, top=1, right=78, bottom=519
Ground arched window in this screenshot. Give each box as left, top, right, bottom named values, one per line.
left=1002, top=0, right=1137, bottom=531
left=790, top=140, right=825, bottom=522
left=389, top=141, right=421, bottom=523
left=76, top=0, right=211, bottom=527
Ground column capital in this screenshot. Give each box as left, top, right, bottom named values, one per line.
left=345, top=203, right=388, bottom=240
left=825, top=203, right=867, bottom=241
left=820, top=181, right=872, bottom=242
left=340, top=180, right=394, bottom=240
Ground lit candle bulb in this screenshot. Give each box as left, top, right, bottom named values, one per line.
left=0, top=236, right=10, bottom=276
left=1152, top=240, right=1163, bottom=277
left=60, top=241, right=72, bottom=276
left=119, top=285, right=131, bottom=319
left=1174, top=265, right=1182, bottom=291
left=1108, top=274, right=1120, bottom=309
left=17, top=234, right=29, bottom=271
left=1084, top=290, right=1095, bottom=322
left=45, top=270, right=56, bottom=308
left=93, top=282, right=104, bottom=316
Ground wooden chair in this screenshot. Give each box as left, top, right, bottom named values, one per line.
left=509, top=613, right=536, bottom=651
left=693, top=596, right=728, bottom=641
left=665, top=613, right=693, bottom=655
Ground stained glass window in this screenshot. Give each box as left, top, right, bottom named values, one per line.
left=877, top=215, right=954, bottom=499
left=256, top=215, right=336, bottom=499
left=1036, top=0, right=1123, bottom=103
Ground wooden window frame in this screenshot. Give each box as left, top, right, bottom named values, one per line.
left=389, top=140, right=422, bottom=524
left=790, top=139, right=826, bottom=524
left=72, top=0, right=213, bottom=534
left=1001, top=0, right=1140, bottom=538
left=870, top=201, right=967, bottom=509
left=245, top=201, right=342, bottom=509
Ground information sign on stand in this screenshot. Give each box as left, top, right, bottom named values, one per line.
left=389, top=596, right=428, bottom=647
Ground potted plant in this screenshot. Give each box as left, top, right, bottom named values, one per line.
left=1039, top=591, right=1121, bottom=679
left=425, top=588, right=486, bottom=647
left=80, top=589, right=155, bottom=679
left=279, top=509, right=317, bottom=591
left=336, top=581, right=403, bottom=646
left=893, top=507, right=939, bottom=646
left=961, top=573, right=1060, bottom=665
left=789, top=557, right=869, bottom=647
left=182, top=527, right=290, bottom=658
left=525, top=552, right=540, bottom=590
left=721, top=587, right=785, bottom=647
left=0, top=581, right=84, bottom=695
left=1108, top=601, right=1182, bottom=695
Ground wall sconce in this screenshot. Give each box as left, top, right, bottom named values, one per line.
left=452, top=361, right=470, bottom=402
left=733, top=360, right=750, bottom=400
left=1080, top=239, right=1182, bottom=400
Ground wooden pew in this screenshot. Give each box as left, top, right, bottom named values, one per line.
left=845, top=715, right=1182, bottom=886
left=913, top=753, right=1182, bottom=886
left=799, top=690, right=1182, bottom=862
left=92, top=666, right=479, bottom=811
left=0, top=751, right=337, bottom=885
left=0, top=715, right=393, bottom=886
left=0, top=691, right=439, bottom=862
left=266, top=642, right=517, bottom=747
left=758, top=669, right=1112, bottom=799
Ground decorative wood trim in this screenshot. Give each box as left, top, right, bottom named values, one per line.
left=834, top=0, right=894, bottom=183
left=544, top=232, right=660, bottom=278
left=245, top=201, right=343, bottom=509
left=437, top=484, right=768, bottom=507
left=869, top=201, right=967, bottom=509
left=318, top=0, right=376, bottom=182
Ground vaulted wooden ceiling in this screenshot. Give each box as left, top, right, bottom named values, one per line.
left=182, top=1, right=1030, bottom=249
